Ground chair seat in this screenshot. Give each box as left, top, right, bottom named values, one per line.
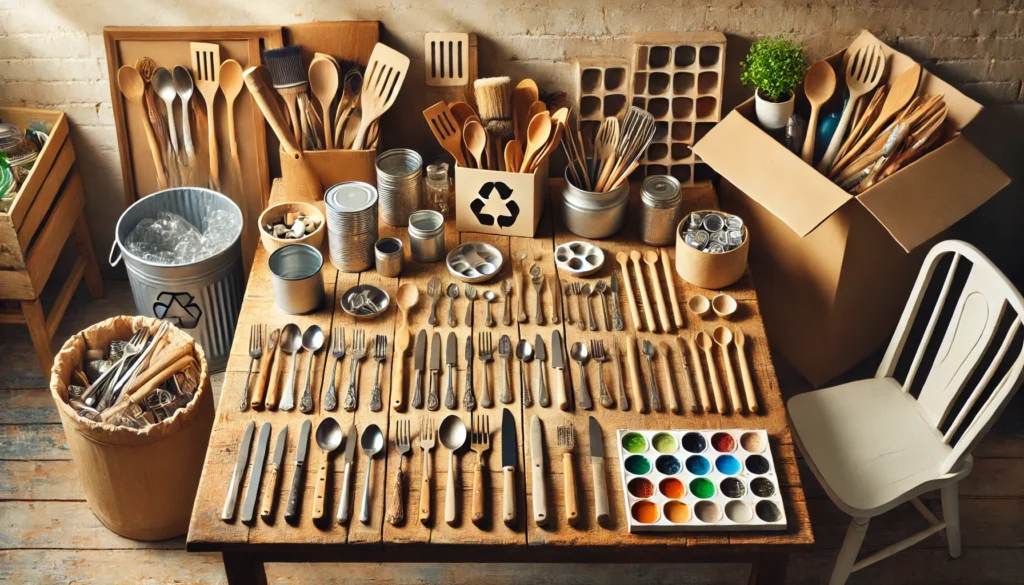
left=788, top=378, right=960, bottom=517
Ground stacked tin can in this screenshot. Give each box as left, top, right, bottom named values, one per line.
left=325, top=181, right=378, bottom=272
left=639, top=175, right=683, bottom=245
left=376, top=148, right=423, bottom=226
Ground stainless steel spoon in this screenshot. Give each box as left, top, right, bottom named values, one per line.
left=278, top=323, right=302, bottom=411
left=530, top=264, right=545, bottom=326
left=312, top=417, right=342, bottom=521
left=171, top=65, right=196, bottom=167
left=594, top=280, right=610, bottom=331
left=483, top=291, right=497, bottom=327
left=299, top=325, right=325, bottom=414
left=152, top=67, right=179, bottom=160
left=446, top=283, right=460, bottom=327
left=439, top=415, right=468, bottom=526
left=464, top=284, right=477, bottom=328
left=641, top=339, right=662, bottom=412
left=581, top=283, right=597, bottom=332
left=358, top=424, right=384, bottom=524
left=502, top=280, right=513, bottom=326
left=570, top=341, right=592, bottom=410
left=515, top=339, right=534, bottom=407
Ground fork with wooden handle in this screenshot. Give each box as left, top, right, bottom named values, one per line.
left=470, top=414, right=490, bottom=526
left=251, top=327, right=279, bottom=409
left=386, top=419, right=411, bottom=526
left=418, top=416, right=435, bottom=524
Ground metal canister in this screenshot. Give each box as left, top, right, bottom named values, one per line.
left=407, top=209, right=445, bottom=263
left=374, top=237, right=404, bottom=278
left=639, top=175, right=683, bottom=245
left=376, top=148, right=423, bottom=226
left=325, top=181, right=378, bottom=272
left=268, top=243, right=325, bottom=314
left=560, top=162, right=630, bottom=239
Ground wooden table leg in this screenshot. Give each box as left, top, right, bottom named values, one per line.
left=223, top=552, right=267, bottom=585
left=749, top=550, right=789, bottom=585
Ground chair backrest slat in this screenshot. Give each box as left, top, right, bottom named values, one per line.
left=943, top=316, right=1018, bottom=444
left=902, top=252, right=962, bottom=392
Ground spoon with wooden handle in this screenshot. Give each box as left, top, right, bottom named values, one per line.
left=695, top=331, right=726, bottom=414
left=615, top=252, right=642, bottom=330
left=687, top=334, right=711, bottom=413
left=117, top=66, right=168, bottom=190
left=733, top=329, right=759, bottom=413
left=661, top=248, right=684, bottom=329
left=644, top=251, right=672, bottom=333
left=712, top=326, right=744, bottom=414
left=657, top=341, right=681, bottom=414
left=625, top=334, right=646, bottom=414
left=463, top=120, right=487, bottom=169
left=801, top=60, right=836, bottom=164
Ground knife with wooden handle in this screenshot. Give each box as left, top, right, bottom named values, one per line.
left=502, top=408, right=517, bottom=527
left=529, top=415, right=548, bottom=526
left=588, top=416, right=610, bottom=526
left=261, top=426, right=287, bottom=521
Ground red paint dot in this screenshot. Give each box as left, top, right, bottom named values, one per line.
left=711, top=432, right=736, bottom=453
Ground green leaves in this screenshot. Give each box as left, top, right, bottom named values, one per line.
left=740, top=35, right=806, bottom=102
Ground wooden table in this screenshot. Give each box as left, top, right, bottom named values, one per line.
left=186, top=179, right=813, bottom=584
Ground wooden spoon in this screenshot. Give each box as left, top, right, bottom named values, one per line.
left=630, top=250, right=656, bottom=332
left=695, top=331, right=727, bottom=414
left=117, top=65, right=168, bottom=190
left=733, top=329, right=759, bottom=413
left=615, top=252, right=641, bottom=330
left=818, top=41, right=886, bottom=172
left=657, top=341, right=681, bottom=414
left=309, top=58, right=339, bottom=149
left=519, top=112, right=551, bottom=173
left=643, top=251, right=672, bottom=333
left=333, top=69, right=360, bottom=147
left=218, top=59, right=248, bottom=246
left=504, top=140, right=523, bottom=173
left=527, top=107, right=568, bottom=173
left=801, top=60, right=836, bottom=164
left=392, top=283, right=420, bottom=412
left=512, top=79, right=539, bottom=144
left=712, top=326, right=743, bottom=414
left=463, top=120, right=487, bottom=169
left=686, top=334, right=712, bottom=413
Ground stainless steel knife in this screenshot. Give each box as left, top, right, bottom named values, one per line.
left=222, top=420, right=255, bottom=521
left=588, top=416, right=610, bottom=525
left=284, top=419, right=310, bottom=524
left=444, top=332, right=457, bottom=410
left=337, top=423, right=359, bottom=523
left=501, top=408, right=517, bottom=527
left=427, top=332, right=441, bottom=411
left=241, top=421, right=271, bottom=523
left=610, top=272, right=624, bottom=331
left=551, top=330, right=569, bottom=411
left=261, top=426, right=287, bottom=521
left=411, top=329, right=427, bottom=409
left=529, top=415, right=548, bottom=526
left=463, top=334, right=476, bottom=411
left=534, top=334, right=549, bottom=408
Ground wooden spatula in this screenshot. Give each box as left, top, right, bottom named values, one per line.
left=818, top=41, right=886, bottom=173
left=512, top=79, right=539, bottom=145
left=190, top=42, right=222, bottom=191
left=423, top=101, right=469, bottom=167
left=352, top=43, right=410, bottom=150
left=424, top=33, right=471, bottom=87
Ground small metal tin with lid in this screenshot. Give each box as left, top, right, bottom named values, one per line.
left=376, top=148, right=423, bottom=227
left=325, top=181, right=379, bottom=272
left=407, top=209, right=446, bottom=263
left=639, top=175, right=683, bottom=246
left=374, top=237, right=405, bottom=278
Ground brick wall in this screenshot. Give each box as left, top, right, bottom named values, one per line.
left=0, top=1, right=1021, bottom=277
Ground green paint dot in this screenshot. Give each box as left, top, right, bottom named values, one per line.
left=653, top=432, right=678, bottom=454
left=690, top=477, right=716, bottom=499
left=624, top=455, right=652, bottom=475
left=622, top=432, right=648, bottom=454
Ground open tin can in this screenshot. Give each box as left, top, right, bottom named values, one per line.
left=268, top=243, right=324, bottom=314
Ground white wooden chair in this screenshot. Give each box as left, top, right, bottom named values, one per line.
left=787, top=240, right=1024, bottom=585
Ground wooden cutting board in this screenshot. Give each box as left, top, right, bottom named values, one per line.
left=283, top=21, right=380, bottom=67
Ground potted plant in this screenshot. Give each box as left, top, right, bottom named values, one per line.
left=740, top=35, right=806, bottom=130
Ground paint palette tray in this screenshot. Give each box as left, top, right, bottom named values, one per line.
left=616, top=429, right=786, bottom=532
left=555, top=241, right=605, bottom=277
left=446, top=241, right=503, bottom=283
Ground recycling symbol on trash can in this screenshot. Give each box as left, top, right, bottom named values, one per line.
left=470, top=181, right=520, bottom=228
left=153, top=292, right=202, bottom=329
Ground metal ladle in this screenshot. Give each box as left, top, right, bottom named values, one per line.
left=299, top=325, right=325, bottom=413
left=439, top=414, right=468, bottom=526
left=358, top=424, right=384, bottom=524
left=313, top=417, right=342, bottom=521
left=279, top=323, right=302, bottom=411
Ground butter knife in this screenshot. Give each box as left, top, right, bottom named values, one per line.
left=530, top=415, right=548, bottom=526
left=534, top=334, right=549, bottom=408
left=463, top=334, right=476, bottom=411
left=444, top=331, right=457, bottom=410
left=241, top=422, right=271, bottom=523
left=411, top=329, right=426, bottom=409
left=427, top=332, right=441, bottom=411
left=222, top=420, right=255, bottom=521
left=610, top=272, right=624, bottom=331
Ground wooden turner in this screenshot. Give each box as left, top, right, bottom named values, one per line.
left=352, top=43, right=410, bottom=150
left=190, top=42, right=222, bottom=192
left=818, top=41, right=886, bottom=172
left=423, top=101, right=468, bottom=167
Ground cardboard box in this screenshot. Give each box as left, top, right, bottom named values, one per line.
left=280, top=148, right=376, bottom=200
left=692, top=31, right=1010, bottom=386
left=454, top=165, right=547, bottom=237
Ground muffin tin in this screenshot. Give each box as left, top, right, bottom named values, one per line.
left=616, top=429, right=786, bottom=532
left=446, top=242, right=503, bottom=283
left=554, top=241, right=605, bottom=277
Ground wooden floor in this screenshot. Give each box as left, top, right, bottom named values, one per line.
left=1, top=280, right=1021, bottom=585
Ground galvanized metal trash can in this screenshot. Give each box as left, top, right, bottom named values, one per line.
left=109, top=187, right=244, bottom=371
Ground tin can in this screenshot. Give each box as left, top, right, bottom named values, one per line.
left=374, top=237, right=404, bottom=277
left=640, top=175, right=682, bottom=246
left=560, top=162, right=630, bottom=239
left=325, top=181, right=378, bottom=272
left=268, top=244, right=325, bottom=314
left=376, top=148, right=423, bottom=226
left=407, top=209, right=446, bottom=263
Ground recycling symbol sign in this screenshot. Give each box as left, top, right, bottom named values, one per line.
left=153, top=292, right=203, bottom=329
left=470, top=181, right=520, bottom=229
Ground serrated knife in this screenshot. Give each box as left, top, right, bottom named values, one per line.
left=222, top=420, right=255, bottom=521
left=411, top=329, right=427, bottom=409
left=588, top=416, right=610, bottom=525
left=530, top=415, right=548, bottom=526
left=534, top=334, right=549, bottom=408
left=241, top=422, right=271, bottom=523
left=444, top=332, right=458, bottom=409
left=260, top=426, right=287, bottom=521
left=502, top=408, right=517, bottom=527
left=551, top=330, right=569, bottom=411
left=284, top=419, right=311, bottom=524
left=427, top=332, right=441, bottom=411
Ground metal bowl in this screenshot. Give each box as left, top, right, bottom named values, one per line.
left=340, top=284, right=391, bottom=320
left=446, top=242, right=504, bottom=283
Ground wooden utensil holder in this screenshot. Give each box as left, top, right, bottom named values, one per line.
left=675, top=214, right=748, bottom=289
left=280, top=148, right=376, bottom=201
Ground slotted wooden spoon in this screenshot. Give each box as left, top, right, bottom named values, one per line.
left=423, top=101, right=468, bottom=167
left=352, top=43, right=410, bottom=150
left=818, top=41, right=886, bottom=173
left=190, top=42, right=222, bottom=191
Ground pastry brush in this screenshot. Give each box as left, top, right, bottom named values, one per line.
left=262, top=45, right=308, bottom=146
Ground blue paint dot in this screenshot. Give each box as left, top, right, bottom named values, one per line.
left=656, top=455, right=682, bottom=475
left=685, top=455, right=711, bottom=476
left=716, top=455, right=741, bottom=475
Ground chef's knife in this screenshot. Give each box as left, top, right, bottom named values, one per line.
left=427, top=332, right=441, bottom=411
left=411, top=329, right=427, bottom=409
left=222, top=420, right=255, bottom=521
left=464, top=334, right=476, bottom=411
left=261, top=426, right=287, bottom=521
left=551, top=330, right=569, bottom=411
left=444, top=332, right=457, bottom=410
left=588, top=416, right=610, bottom=525
left=534, top=334, right=549, bottom=408
left=284, top=419, right=311, bottom=524
left=501, top=408, right=517, bottom=527
left=241, top=422, right=271, bottom=523
left=610, top=272, right=624, bottom=331
left=529, top=415, right=548, bottom=526
left=336, top=423, right=358, bottom=523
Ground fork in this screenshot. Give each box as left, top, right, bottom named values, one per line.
left=427, top=277, right=441, bottom=326
left=557, top=421, right=579, bottom=525
left=498, top=335, right=513, bottom=404
left=563, top=284, right=575, bottom=326
left=470, top=414, right=491, bottom=525
left=344, top=330, right=367, bottom=411
left=641, top=339, right=662, bottom=412
left=88, top=327, right=148, bottom=409
left=464, top=284, right=477, bottom=328
left=573, top=283, right=587, bottom=331
left=478, top=332, right=494, bottom=408
left=369, top=335, right=388, bottom=412
left=239, top=324, right=264, bottom=411
left=386, top=419, right=411, bottom=526
left=531, top=269, right=545, bottom=326
left=324, top=326, right=346, bottom=411
left=591, top=340, right=614, bottom=408
left=418, top=416, right=436, bottom=524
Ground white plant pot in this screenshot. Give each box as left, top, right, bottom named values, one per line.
left=755, top=89, right=795, bottom=130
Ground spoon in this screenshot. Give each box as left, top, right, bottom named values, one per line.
left=309, top=58, right=339, bottom=150
left=594, top=280, right=609, bottom=330
left=640, top=340, right=662, bottom=412
left=643, top=251, right=672, bottom=333
left=512, top=78, right=539, bottom=144
left=439, top=415, right=468, bottom=526
left=333, top=69, right=361, bottom=146
left=581, top=283, right=597, bottom=332
left=615, top=252, right=641, bottom=330
left=733, top=329, right=760, bottom=413
left=463, top=120, right=487, bottom=169
left=695, top=331, right=727, bottom=414
left=299, top=325, right=325, bottom=414
left=391, top=283, right=420, bottom=412
left=504, top=140, right=524, bottom=173
left=278, top=323, right=303, bottom=411
left=520, top=111, right=552, bottom=173
left=171, top=65, right=197, bottom=167
left=712, top=326, right=743, bottom=414
left=464, top=285, right=477, bottom=327
left=218, top=58, right=245, bottom=193
left=570, top=342, right=592, bottom=410
left=630, top=251, right=656, bottom=332
left=483, top=291, right=497, bottom=327
left=446, top=283, right=461, bottom=327
left=502, top=280, right=513, bottom=326
left=152, top=67, right=179, bottom=161
left=313, top=417, right=343, bottom=521
left=516, top=340, right=535, bottom=407
left=396, top=283, right=419, bottom=331
left=358, top=424, right=384, bottom=524
left=801, top=60, right=837, bottom=164
left=117, top=66, right=168, bottom=190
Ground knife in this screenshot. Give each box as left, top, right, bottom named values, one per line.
left=610, top=272, right=624, bottom=331
left=444, top=332, right=458, bottom=410
left=551, top=330, right=569, bottom=411
left=261, top=426, right=287, bottom=521
left=501, top=408, right=517, bottom=527
left=463, top=334, right=476, bottom=411
left=222, top=420, right=255, bottom=521
left=284, top=419, right=310, bottom=524
left=411, top=329, right=427, bottom=409
left=588, top=416, right=610, bottom=525
left=241, top=422, right=271, bottom=523
left=427, top=332, right=441, bottom=411
left=534, top=334, right=549, bottom=408
left=529, top=415, right=548, bottom=526
left=336, top=423, right=358, bottom=523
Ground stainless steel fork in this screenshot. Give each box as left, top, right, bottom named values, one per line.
left=386, top=418, right=412, bottom=526
left=478, top=332, right=494, bottom=408
left=240, top=324, right=264, bottom=411
left=369, top=335, right=388, bottom=411
left=344, top=329, right=367, bottom=411
left=498, top=334, right=513, bottom=404
left=427, top=277, right=441, bottom=326
left=591, top=339, right=614, bottom=408
left=573, top=283, right=587, bottom=331
left=324, top=326, right=346, bottom=411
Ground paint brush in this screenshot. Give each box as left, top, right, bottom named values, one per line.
left=262, top=45, right=308, bottom=147
left=474, top=76, right=512, bottom=169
